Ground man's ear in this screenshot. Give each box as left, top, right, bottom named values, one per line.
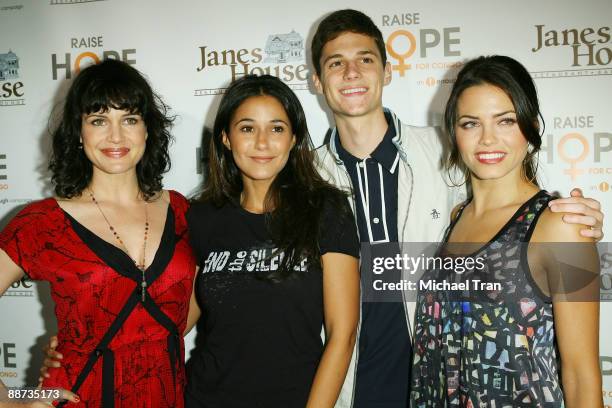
left=222, top=131, right=231, bottom=150
left=383, top=61, right=392, bottom=86
left=312, top=72, right=324, bottom=95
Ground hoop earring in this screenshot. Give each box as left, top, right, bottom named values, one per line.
left=523, top=150, right=540, bottom=185
left=530, top=150, right=540, bottom=184
left=447, top=166, right=468, bottom=187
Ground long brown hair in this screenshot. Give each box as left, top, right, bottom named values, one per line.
left=199, top=75, right=351, bottom=281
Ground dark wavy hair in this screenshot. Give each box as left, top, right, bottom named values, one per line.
left=199, top=74, right=351, bottom=281
left=444, top=55, right=543, bottom=186
left=49, top=59, right=174, bottom=199
left=311, top=9, right=387, bottom=76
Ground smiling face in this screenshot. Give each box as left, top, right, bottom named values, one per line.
left=455, top=84, right=529, bottom=183
left=222, top=95, right=295, bottom=188
left=81, top=107, right=147, bottom=178
left=313, top=31, right=391, bottom=119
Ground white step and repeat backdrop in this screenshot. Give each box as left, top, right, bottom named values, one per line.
left=0, top=0, right=611, bottom=404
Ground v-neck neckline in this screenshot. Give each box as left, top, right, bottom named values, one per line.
left=52, top=197, right=174, bottom=275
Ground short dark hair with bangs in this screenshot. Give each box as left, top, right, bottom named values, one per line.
left=311, top=9, right=387, bottom=76
left=49, top=59, right=174, bottom=199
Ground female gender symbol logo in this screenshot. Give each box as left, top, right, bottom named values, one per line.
left=385, top=30, right=417, bottom=77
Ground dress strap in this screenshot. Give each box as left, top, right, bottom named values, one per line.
left=516, top=190, right=554, bottom=243
left=440, top=198, right=471, bottom=243
left=57, top=289, right=182, bottom=407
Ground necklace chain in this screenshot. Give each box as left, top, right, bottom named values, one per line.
left=88, top=189, right=150, bottom=302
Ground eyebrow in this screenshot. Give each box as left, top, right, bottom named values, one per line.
left=322, top=50, right=377, bottom=66
left=84, top=112, right=140, bottom=118
left=233, top=118, right=290, bottom=126
left=494, top=110, right=516, bottom=117
left=457, top=110, right=516, bottom=120
left=457, top=115, right=478, bottom=120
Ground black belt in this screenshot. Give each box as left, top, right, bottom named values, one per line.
left=59, top=209, right=181, bottom=407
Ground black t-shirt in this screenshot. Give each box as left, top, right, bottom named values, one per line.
left=185, top=199, right=359, bottom=408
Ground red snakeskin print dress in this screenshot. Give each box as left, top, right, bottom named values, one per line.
left=0, top=190, right=195, bottom=407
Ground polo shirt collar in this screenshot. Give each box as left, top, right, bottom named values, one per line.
left=334, top=111, right=398, bottom=173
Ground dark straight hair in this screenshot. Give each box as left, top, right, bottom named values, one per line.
left=444, top=55, right=543, bottom=185
left=49, top=59, right=174, bottom=199
left=200, top=74, right=351, bottom=281
left=311, top=9, right=387, bottom=76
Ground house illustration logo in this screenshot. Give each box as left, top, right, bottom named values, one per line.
left=264, top=30, right=304, bottom=63
left=0, top=50, right=19, bottom=81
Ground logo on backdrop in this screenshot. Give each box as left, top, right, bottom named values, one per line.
left=381, top=12, right=463, bottom=87
left=195, top=30, right=308, bottom=96
left=530, top=24, right=612, bottom=78
left=0, top=153, right=7, bottom=191
left=0, top=4, right=23, bottom=12
left=603, top=355, right=612, bottom=376
left=601, top=251, right=612, bottom=302
left=0, top=50, right=24, bottom=107
left=51, top=36, right=136, bottom=80
left=0, top=342, right=18, bottom=379
left=263, top=31, right=304, bottom=64
left=540, top=115, right=612, bottom=188
left=604, top=392, right=612, bottom=408
left=4, top=277, right=34, bottom=297
left=50, top=0, right=106, bottom=5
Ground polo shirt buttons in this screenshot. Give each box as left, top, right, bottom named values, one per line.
left=373, top=217, right=380, bottom=224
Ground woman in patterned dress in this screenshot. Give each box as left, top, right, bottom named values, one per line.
left=0, top=59, right=196, bottom=407
left=410, top=56, right=602, bottom=407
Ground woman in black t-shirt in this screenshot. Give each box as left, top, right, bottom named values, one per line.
left=184, top=75, right=360, bottom=408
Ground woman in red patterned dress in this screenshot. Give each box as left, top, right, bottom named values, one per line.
left=0, top=59, right=196, bottom=407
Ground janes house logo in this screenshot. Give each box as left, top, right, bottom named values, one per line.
left=540, top=115, right=612, bottom=189
left=531, top=24, right=611, bottom=78
left=5, top=277, right=34, bottom=297
left=0, top=50, right=24, bottom=107
left=195, top=30, right=308, bottom=96
left=51, top=36, right=136, bottom=80
left=381, top=12, right=462, bottom=87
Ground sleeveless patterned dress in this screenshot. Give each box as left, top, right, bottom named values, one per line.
left=411, top=190, right=564, bottom=407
